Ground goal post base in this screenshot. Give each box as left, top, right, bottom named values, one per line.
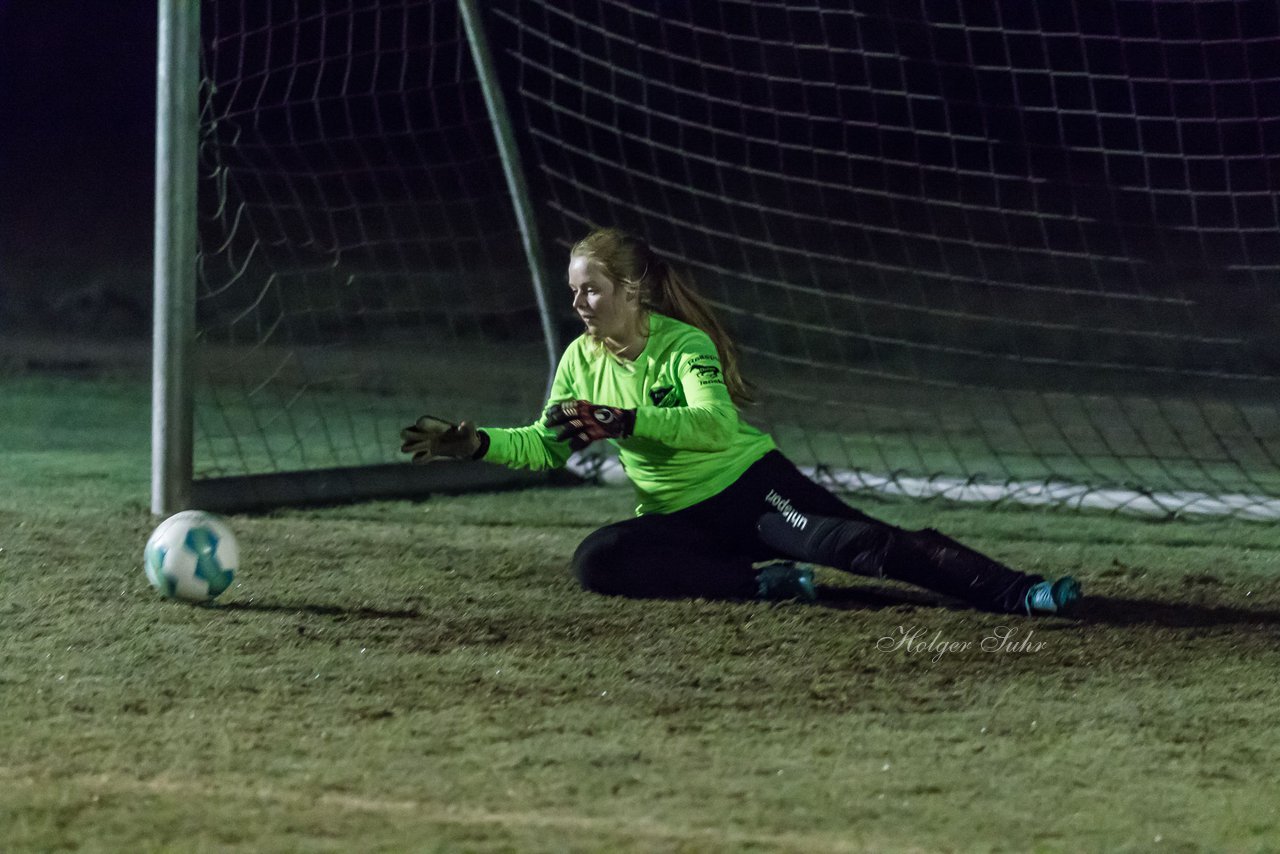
left=188, top=463, right=576, bottom=515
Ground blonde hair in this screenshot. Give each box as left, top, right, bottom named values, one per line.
left=571, top=227, right=754, bottom=405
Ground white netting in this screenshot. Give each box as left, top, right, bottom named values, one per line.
left=196, top=0, right=549, bottom=479
left=193, top=0, right=1280, bottom=517
left=492, top=0, right=1280, bottom=517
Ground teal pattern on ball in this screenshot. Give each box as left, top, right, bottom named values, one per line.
left=145, top=544, right=178, bottom=597
left=186, top=527, right=235, bottom=597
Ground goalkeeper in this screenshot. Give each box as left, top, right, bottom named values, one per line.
left=401, top=228, right=1080, bottom=615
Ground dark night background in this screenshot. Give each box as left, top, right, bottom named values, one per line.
left=3, top=0, right=1279, bottom=372
left=0, top=1, right=156, bottom=336
left=1, top=0, right=1277, bottom=500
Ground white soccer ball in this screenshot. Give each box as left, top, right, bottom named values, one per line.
left=144, top=510, right=239, bottom=603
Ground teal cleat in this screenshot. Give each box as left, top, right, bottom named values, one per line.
left=1024, top=576, right=1081, bottom=615
left=755, top=562, right=818, bottom=603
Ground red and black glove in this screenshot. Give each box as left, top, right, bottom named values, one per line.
left=544, top=400, right=636, bottom=450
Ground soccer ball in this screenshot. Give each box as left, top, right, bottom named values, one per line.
left=144, top=510, right=239, bottom=603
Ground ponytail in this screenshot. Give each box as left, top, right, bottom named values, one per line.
left=646, top=261, right=755, bottom=406
left=571, top=228, right=755, bottom=406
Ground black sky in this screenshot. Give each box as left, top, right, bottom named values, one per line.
left=3, top=1, right=1277, bottom=335
left=0, top=1, right=157, bottom=314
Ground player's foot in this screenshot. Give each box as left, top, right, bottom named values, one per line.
left=755, top=563, right=818, bottom=603
left=1024, top=576, right=1081, bottom=615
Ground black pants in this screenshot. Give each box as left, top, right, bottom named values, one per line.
left=571, top=451, right=1041, bottom=612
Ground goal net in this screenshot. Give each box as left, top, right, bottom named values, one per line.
left=188, top=0, right=1280, bottom=518
left=192, top=0, right=557, bottom=507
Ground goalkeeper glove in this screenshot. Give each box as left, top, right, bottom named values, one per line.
left=544, top=400, right=636, bottom=450
left=399, top=415, right=484, bottom=463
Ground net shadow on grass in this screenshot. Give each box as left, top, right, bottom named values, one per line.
left=212, top=587, right=1280, bottom=630
left=814, top=585, right=1280, bottom=630
left=814, top=583, right=957, bottom=612
left=217, top=601, right=422, bottom=620
left=1071, top=596, right=1280, bottom=629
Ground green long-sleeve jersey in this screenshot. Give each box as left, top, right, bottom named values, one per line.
left=481, top=313, right=776, bottom=515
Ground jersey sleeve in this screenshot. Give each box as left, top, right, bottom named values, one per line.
left=630, top=337, right=739, bottom=451
left=478, top=346, right=578, bottom=471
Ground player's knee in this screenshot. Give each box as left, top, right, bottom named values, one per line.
left=570, top=525, right=630, bottom=596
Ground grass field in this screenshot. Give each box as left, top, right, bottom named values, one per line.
left=3, top=371, right=1280, bottom=852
